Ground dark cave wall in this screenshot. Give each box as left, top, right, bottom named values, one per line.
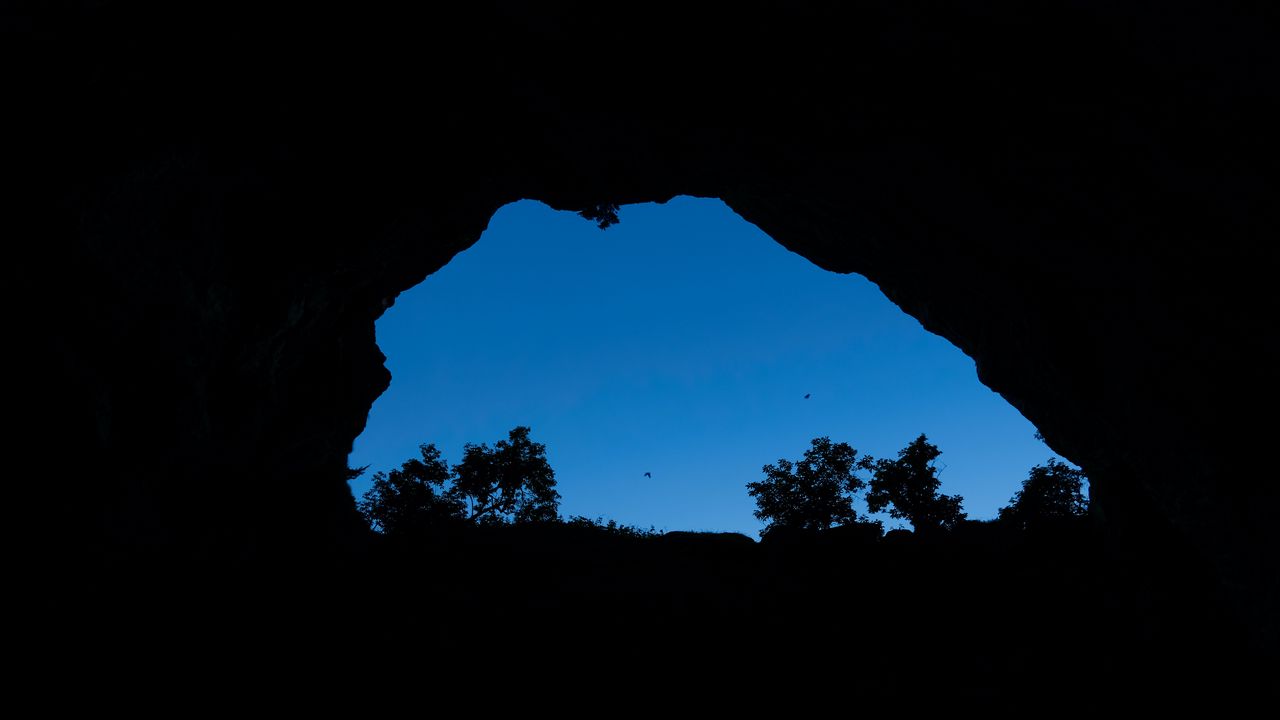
left=11, top=2, right=1277, bottom=641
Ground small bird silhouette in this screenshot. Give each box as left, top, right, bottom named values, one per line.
left=803, top=393, right=811, bottom=399
left=643, top=472, right=652, bottom=478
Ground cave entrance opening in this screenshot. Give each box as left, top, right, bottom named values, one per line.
left=348, top=196, right=1075, bottom=536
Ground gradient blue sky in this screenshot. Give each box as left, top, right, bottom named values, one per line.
left=348, top=197, right=1074, bottom=536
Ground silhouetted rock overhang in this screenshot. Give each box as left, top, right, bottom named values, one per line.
left=10, top=1, right=1277, bottom=650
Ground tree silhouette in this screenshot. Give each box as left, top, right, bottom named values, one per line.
left=356, top=426, right=560, bottom=533
left=746, top=437, right=873, bottom=536
left=451, top=426, right=560, bottom=525
left=865, top=434, right=966, bottom=533
left=998, top=459, right=1088, bottom=530
left=356, top=443, right=464, bottom=534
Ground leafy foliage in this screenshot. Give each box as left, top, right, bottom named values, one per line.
left=865, top=434, right=966, bottom=533
left=356, top=444, right=464, bottom=534
left=564, top=515, right=660, bottom=538
left=453, top=426, right=561, bottom=525
left=746, top=437, right=871, bottom=536
left=356, top=426, right=560, bottom=534
left=998, top=459, right=1088, bottom=530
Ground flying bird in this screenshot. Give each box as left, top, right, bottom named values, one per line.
left=643, top=472, right=652, bottom=478
left=804, top=393, right=811, bottom=399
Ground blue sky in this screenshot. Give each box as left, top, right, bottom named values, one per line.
left=348, top=197, right=1074, bottom=536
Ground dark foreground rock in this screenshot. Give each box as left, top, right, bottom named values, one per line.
left=8, top=1, right=1278, bottom=656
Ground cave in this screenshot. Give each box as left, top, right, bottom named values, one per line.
left=14, top=0, right=1277, bottom=674
left=352, top=196, right=1070, bottom=535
